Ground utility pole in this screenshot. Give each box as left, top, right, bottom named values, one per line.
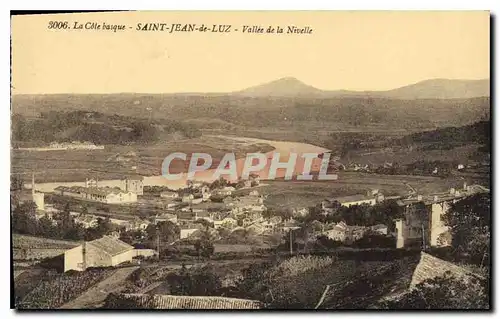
left=157, top=226, right=161, bottom=260
left=289, top=229, right=293, bottom=256
left=421, top=223, right=426, bottom=251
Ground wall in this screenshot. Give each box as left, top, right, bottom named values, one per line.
left=111, top=249, right=134, bottom=266
left=64, top=245, right=84, bottom=272
left=134, top=249, right=157, bottom=258
left=84, top=244, right=113, bottom=269
left=123, top=179, right=144, bottom=195
left=395, top=219, right=405, bottom=248
left=32, top=193, right=45, bottom=210
left=430, top=202, right=451, bottom=247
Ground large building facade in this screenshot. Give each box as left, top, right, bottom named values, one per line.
left=64, top=236, right=135, bottom=272
left=394, top=184, right=489, bottom=249
left=54, top=186, right=138, bottom=204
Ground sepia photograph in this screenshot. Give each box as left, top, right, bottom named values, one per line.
left=10, top=10, right=491, bottom=310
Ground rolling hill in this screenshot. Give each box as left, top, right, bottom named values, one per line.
left=11, top=78, right=490, bottom=132
left=237, top=77, right=324, bottom=97
left=236, top=77, right=490, bottom=99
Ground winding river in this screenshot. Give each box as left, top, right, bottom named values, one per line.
left=30, top=135, right=331, bottom=192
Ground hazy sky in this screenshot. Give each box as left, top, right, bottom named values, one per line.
left=12, top=11, right=490, bottom=94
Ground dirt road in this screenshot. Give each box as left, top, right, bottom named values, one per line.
left=59, top=266, right=139, bottom=309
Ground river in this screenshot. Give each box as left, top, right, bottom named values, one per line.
left=30, top=135, right=331, bottom=192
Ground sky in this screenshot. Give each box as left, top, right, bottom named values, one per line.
left=11, top=11, right=490, bottom=94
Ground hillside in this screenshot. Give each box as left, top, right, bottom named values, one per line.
left=382, top=79, right=490, bottom=99
left=236, top=77, right=489, bottom=99
left=398, top=120, right=490, bottom=148
left=11, top=94, right=490, bottom=131
left=11, top=110, right=201, bottom=147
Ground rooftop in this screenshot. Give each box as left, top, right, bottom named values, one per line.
left=335, top=194, right=372, bottom=204
left=104, top=293, right=263, bottom=309
left=86, top=235, right=134, bottom=256
left=55, top=185, right=130, bottom=196
left=410, top=252, right=484, bottom=288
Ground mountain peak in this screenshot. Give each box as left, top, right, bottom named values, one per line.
left=237, top=77, right=322, bottom=97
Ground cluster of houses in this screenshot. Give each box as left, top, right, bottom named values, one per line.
left=155, top=183, right=279, bottom=240
left=322, top=221, right=388, bottom=243
left=312, top=182, right=490, bottom=249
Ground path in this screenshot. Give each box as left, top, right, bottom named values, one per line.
left=59, top=266, right=139, bottom=309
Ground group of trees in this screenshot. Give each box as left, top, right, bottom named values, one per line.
left=442, top=193, right=491, bottom=265
left=11, top=111, right=201, bottom=146
left=165, top=264, right=222, bottom=296
left=299, top=200, right=402, bottom=230
left=11, top=200, right=116, bottom=241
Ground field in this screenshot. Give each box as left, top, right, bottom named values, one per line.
left=12, top=234, right=81, bottom=249
left=260, top=172, right=478, bottom=210
left=16, top=268, right=116, bottom=309
left=11, top=135, right=275, bottom=184
left=12, top=234, right=80, bottom=262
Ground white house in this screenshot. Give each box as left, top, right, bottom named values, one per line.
left=64, top=236, right=135, bottom=272
left=371, top=224, right=388, bottom=235
left=335, top=194, right=377, bottom=208
left=325, top=222, right=348, bottom=242
left=249, top=190, right=260, bottom=197
left=160, top=191, right=179, bottom=199
left=215, top=186, right=235, bottom=196
left=182, top=194, right=195, bottom=203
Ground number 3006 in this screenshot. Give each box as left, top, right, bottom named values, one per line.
left=48, top=21, right=69, bottom=29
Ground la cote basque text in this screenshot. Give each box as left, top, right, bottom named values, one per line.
left=47, top=21, right=312, bottom=35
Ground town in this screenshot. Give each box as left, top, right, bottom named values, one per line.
left=10, top=10, right=491, bottom=311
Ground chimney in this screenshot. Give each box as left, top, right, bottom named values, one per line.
left=463, top=181, right=467, bottom=191
left=449, top=188, right=455, bottom=195
left=433, top=195, right=438, bottom=202
left=417, top=195, right=423, bottom=201
left=85, top=178, right=89, bottom=188
left=81, top=241, right=87, bottom=271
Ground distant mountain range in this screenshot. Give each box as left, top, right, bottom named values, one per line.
left=11, top=77, right=490, bottom=132
left=236, top=77, right=490, bottom=99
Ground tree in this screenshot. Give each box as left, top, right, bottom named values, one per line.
left=80, top=205, right=89, bottom=215
left=84, top=217, right=114, bottom=241
left=12, top=201, right=37, bottom=234
left=144, top=221, right=180, bottom=252
left=166, top=265, right=222, bottom=296
left=194, top=224, right=216, bottom=258
left=235, top=179, right=246, bottom=189
left=11, top=174, right=24, bottom=191
left=210, top=177, right=228, bottom=190
left=442, top=193, right=491, bottom=264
